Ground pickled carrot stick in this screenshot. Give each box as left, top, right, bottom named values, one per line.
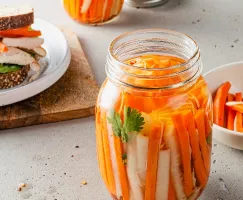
left=172, top=113, right=194, bottom=197
left=96, top=109, right=108, bottom=187
left=104, top=0, right=113, bottom=21
left=185, top=111, right=208, bottom=187
left=227, top=94, right=236, bottom=130
left=194, top=109, right=210, bottom=174
left=63, top=0, right=70, bottom=13
left=75, top=0, right=82, bottom=18
left=213, top=81, right=231, bottom=126
left=234, top=93, right=243, bottom=132
left=114, top=136, right=129, bottom=200
left=0, top=42, right=8, bottom=52
left=102, top=112, right=116, bottom=195
left=145, top=124, right=164, bottom=200
left=96, top=0, right=104, bottom=22
left=204, top=113, right=212, bottom=138
left=88, top=0, right=97, bottom=21
left=164, top=122, right=186, bottom=199
left=156, top=149, right=170, bottom=200
left=70, top=0, right=77, bottom=18
left=168, top=177, right=177, bottom=200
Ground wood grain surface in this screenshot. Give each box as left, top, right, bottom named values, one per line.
left=0, top=28, right=99, bottom=130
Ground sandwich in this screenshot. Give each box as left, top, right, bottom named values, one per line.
left=0, top=5, right=46, bottom=89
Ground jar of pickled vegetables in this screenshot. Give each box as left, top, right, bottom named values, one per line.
left=96, top=29, right=213, bottom=200
left=62, top=0, right=124, bottom=25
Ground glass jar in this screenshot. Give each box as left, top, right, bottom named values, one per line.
left=96, top=29, right=212, bottom=200
left=125, top=0, right=169, bottom=8
left=62, top=0, right=124, bottom=25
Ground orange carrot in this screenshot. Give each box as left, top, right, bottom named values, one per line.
left=168, top=176, right=177, bottom=200
left=234, top=93, right=243, bottom=132
left=145, top=124, right=164, bottom=200
left=185, top=111, right=208, bottom=187
left=75, top=0, right=82, bottom=19
left=63, top=0, right=70, bottom=13
left=104, top=0, right=114, bottom=21
left=194, top=109, right=210, bottom=174
left=227, top=94, right=236, bottom=130
left=213, top=81, right=231, bottom=126
left=172, top=113, right=194, bottom=197
left=226, top=103, right=243, bottom=113
left=96, top=0, right=104, bottom=23
left=0, top=27, right=41, bottom=37
left=204, top=113, right=212, bottom=138
left=88, top=0, right=97, bottom=21
left=0, top=42, right=8, bottom=52
left=102, top=112, right=116, bottom=195
left=114, top=136, right=129, bottom=200
left=96, top=108, right=108, bottom=187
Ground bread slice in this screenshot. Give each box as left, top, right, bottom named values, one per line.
left=0, top=5, right=34, bottom=31
left=0, top=65, right=29, bottom=89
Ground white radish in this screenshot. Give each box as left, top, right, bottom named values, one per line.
left=127, top=133, right=143, bottom=200
left=80, top=0, right=92, bottom=13
left=136, top=134, right=149, bottom=187
left=106, top=120, right=122, bottom=198
left=155, top=149, right=171, bottom=200
left=164, top=122, right=187, bottom=200
left=100, top=80, right=120, bottom=110
left=226, top=101, right=243, bottom=106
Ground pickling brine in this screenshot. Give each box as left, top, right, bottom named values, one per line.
left=96, top=30, right=213, bottom=200
left=62, top=0, right=124, bottom=25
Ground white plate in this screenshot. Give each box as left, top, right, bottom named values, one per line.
left=204, top=61, right=243, bottom=150
left=0, top=18, right=71, bottom=106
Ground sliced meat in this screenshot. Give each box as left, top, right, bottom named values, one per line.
left=0, top=47, right=35, bottom=65
left=32, top=47, right=46, bottom=57
left=2, top=37, right=44, bottom=50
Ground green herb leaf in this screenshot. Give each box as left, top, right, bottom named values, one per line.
left=0, top=63, right=22, bottom=73
left=107, top=109, right=123, bottom=137
left=107, top=106, right=144, bottom=143
left=123, top=106, right=145, bottom=134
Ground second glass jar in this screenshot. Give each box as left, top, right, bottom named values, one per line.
left=96, top=29, right=213, bottom=200
left=63, top=0, right=124, bottom=25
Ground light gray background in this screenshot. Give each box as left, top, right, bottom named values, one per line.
left=1, top=0, right=243, bottom=199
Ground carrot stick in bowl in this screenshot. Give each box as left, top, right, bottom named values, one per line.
left=234, top=93, right=243, bottom=132
left=226, top=94, right=236, bottom=130
left=213, top=81, right=231, bottom=126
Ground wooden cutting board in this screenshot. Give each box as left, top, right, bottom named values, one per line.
left=0, top=28, right=99, bottom=130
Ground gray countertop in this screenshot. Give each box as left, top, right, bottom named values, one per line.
left=1, top=0, right=243, bottom=199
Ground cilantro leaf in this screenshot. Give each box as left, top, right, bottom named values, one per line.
left=123, top=106, right=145, bottom=134
left=107, top=109, right=122, bottom=137
left=107, top=106, right=145, bottom=143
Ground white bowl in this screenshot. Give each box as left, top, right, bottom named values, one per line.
left=204, top=61, right=243, bottom=150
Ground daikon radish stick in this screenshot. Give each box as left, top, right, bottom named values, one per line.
left=136, top=134, right=149, bottom=187
left=127, top=133, right=143, bottom=200
left=164, top=123, right=187, bottom=200
left=155, top=149, right=171, bottom=200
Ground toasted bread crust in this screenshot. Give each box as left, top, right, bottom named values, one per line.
left=0, top=12, right=34, bottom=31
left=0, top=65, right=29, bottom=89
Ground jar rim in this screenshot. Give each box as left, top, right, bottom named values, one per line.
left=108, top=29, right=199, bottom=71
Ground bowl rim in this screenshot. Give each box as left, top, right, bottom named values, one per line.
left=204, top=60, right=243, bottom=137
